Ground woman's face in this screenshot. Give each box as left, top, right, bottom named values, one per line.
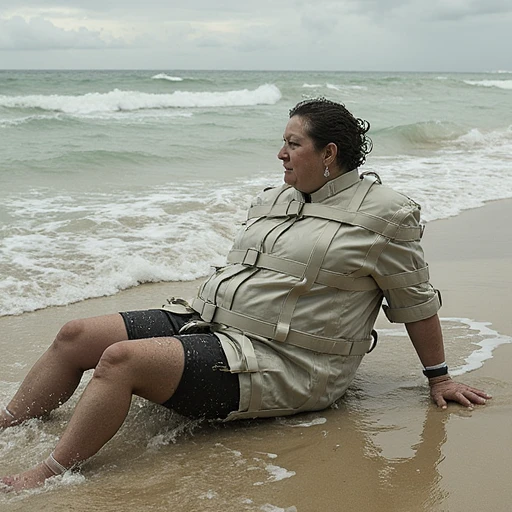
left=277, top=115, right=328, bottom=194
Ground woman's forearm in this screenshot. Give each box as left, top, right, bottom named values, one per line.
left=405, top=314, right=446, bottom=368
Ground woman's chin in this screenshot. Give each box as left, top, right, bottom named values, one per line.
left=283, top=173, right=295, bottom=187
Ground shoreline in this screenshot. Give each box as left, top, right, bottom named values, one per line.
left=1, top=198, right=512, bottom=511
left=417, top=197, right=512, bottom=512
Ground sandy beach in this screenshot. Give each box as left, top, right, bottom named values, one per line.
left=1, top=199, right=512, bottom=512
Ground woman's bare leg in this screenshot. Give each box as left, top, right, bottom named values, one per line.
left=1, top=336, right=184, bottom=492
left=0, top=314, right=129, bottom=428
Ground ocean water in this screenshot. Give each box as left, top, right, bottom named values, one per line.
left=1, top=69, right=512, bottom=316
left=1, top=70, right=511, bottom=511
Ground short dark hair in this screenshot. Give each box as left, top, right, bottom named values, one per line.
left=289, top=98, right=373, bottom=171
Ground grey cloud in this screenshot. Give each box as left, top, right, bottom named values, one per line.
left=428, top=0, right=512, bottom=22
left=195, top=35, right=227, bottom=49
left=339, top=0, right=511, bottom=23
left=235, top=31, right=277, bottom=53
left=0, top=15, right=127, bottom=50
left=4, top=0, right=279, bottom=20
left=301, top=12, right=337, bottom=35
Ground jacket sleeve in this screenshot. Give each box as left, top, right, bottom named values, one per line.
left=371, top=200, right=441, bottom=323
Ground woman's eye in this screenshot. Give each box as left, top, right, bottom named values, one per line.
left=282, top=139, right=298, bottom=148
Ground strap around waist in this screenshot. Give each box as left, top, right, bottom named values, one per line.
left=192, top=298, right=372, bottom=356
left=227, top=249, right=379, bottom=291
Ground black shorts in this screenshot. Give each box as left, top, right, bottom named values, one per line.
left=119, top=309, right=240, bottom=420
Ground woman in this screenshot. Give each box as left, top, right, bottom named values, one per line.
left=1, top=99, right=490, bottom=492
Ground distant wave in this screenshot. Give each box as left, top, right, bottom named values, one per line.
left=302, top=83, right=367, bottom=91
left=151, top=73, right=184, bottom=82
left=375, top=120, right=466, bottom=148
left=455, top=126, right=512, bottom=149
left=0, top=84, right=282, bottom=115
left=0, top=113, right=64, bottom=128
left=38, top=149, right=174, bottom=168
left=375, top=122, right=512, bottom=154
left=464, top=79, right=512, bottom=90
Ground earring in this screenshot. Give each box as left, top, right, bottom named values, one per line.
left=324, top=166, right=330, bottom=178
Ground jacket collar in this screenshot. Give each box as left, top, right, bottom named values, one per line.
left=292, top=170, right=360, bottom=203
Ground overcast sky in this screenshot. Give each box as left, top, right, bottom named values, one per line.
left=1, top=0, right=511, bottom=71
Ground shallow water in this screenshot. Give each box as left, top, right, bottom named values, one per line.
left=1, top=311, right=508, bottom=512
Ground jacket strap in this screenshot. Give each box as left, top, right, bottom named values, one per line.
left=192, top=298, right=372, bottom=356
left=227, top=249, right=379, bottom=291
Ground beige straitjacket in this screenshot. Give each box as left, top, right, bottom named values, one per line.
left=165, top=170, right=441, bottom=421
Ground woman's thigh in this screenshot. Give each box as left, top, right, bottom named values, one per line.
left=99, top=336, right=185, bottom=405
left=58, top=309, right=185, bottom=372
left=100, top=310, right=240, bottom=419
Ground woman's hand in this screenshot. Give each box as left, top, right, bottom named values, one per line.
left=428, top=375, right=492, bottom=409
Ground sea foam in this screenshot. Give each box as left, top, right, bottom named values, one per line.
left=0, top=84, right=282, bottom=114
left=151, top=73, right=184, bottom=82
left=464, top=79, right=512, bottom=90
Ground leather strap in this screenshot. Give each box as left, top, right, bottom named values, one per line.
left=192, top=298, right=372, bottom=356
left=247, top=203, right=421, bottom=242
left=227, top=249, right=379, bottom=291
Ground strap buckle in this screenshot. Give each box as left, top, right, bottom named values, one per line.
left=286, top=201, right=304, bottom=217
left=242, top=248, right=260, bottom=266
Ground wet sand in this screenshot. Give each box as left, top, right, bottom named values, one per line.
left=1, top=199, right=512, bottom=512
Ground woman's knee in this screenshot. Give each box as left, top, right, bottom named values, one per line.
left=54, top=318, right=88, bottom=349
left=92, top=338, right=184, bottom=403
left=51, top=315, right=129, bottom=371
left=93, top=341, right=134, bottom=381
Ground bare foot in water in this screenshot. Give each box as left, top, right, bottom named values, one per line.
left=1, top=463, right=58, bottom=493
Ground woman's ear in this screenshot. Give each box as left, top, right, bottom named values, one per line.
left=324, top=142, right=338, bottom=166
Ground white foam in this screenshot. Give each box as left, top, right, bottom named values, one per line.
left=0, top=113, right=63, bottom=127
left=464, top=79, right=512, bottom=90
left=288, top=417, right=327, bottom=428
left=260, top=504, right=298, bottom=512
left=442, top=318, right=512, bottom=376
left=265, top=464, right=296, bottom=482
left=455, top=126, right=512, bottom=148
left=302, top=83, right=367, bottom=91
left=0, top=84, right=282, bottom=114
left=151, top=73, right=184, bottom=82
left=368, top=125, right=512, bottom=222
left=214, top=443, right=243, bottom=458
left=255, top=452, right=278, bottom=459
left=254, top=464, right=296, bottom=485
left=0, top=180, right=255, bottom=316
left=198, top=490, right=217, bottom=500
left=379, top=318, right=511, bottom=376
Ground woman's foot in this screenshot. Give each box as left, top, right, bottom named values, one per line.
left=0, top=462, right=57, bottom=493
left=1, top=453, right=68, bottom=493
